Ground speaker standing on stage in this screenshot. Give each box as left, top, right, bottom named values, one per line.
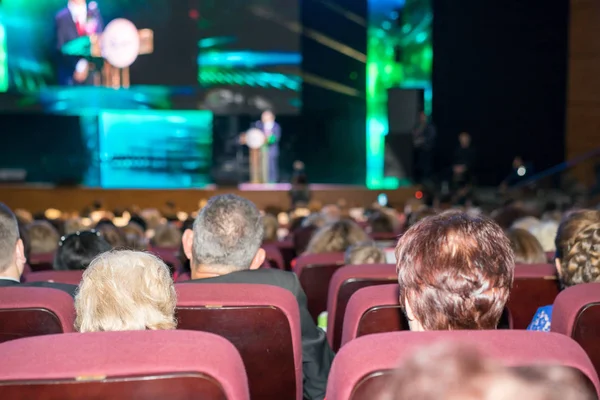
left=253, top=110, right=281, bottom=183
left=56, top=0, right=104, bottom=85
left=412, top=111, right=436, bottom=184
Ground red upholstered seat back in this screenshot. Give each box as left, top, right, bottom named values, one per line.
left=0, top=287, right=75, bottom=343
left=23, top=270, right=84, bottom=285
left=28, top=252, right=54, bottom=272
left=327, top=331, right=600, bottom=400
left=275, top=239, right=296, bottom=270
left=292, top=226, right=317, bottom=254
left=175, top=283, right=302, bottom=400
left=293, top=252, right=345, bottom=322
left=341, top=284, right=408, bottom=347
left=368, top=232, right=399, bottom=242
left=552, top=283, right=600, bottom=376
left=0, top=330, right=249, bottom=400
left=326, top=264, right=398, bottom=351
left=509, top=264, right=560, bottom=329
left=263, top=243, right=285, bottom=269
left=149, top=247, right=180, bottom=274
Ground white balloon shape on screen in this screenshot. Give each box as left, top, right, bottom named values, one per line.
left=101, top=19, right=140, bottom=69
left=246, top=128, right=266, bottom=149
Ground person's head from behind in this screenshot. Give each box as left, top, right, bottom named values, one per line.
left=321, top=204, right=342, bottom=224
left=369, top=211, right=395, bottom=234
left=345, top=242, right=386, bottom=265
left=530, top=220, right=559, bottom=253
left=261, top=110, right=275, bottom=124
left=28, top=220, right=60, bottom=255
left=75, top=250, right=176, bottom=332
left=406, top=207, right=437, bottom=230
left=555, top=210, right=600, bottom=288
left=458, top=131, right=471, bottom=148
left=63, top=217, right=86, bottom=235
left=54, top=230, right=111, bottom=271
left=182, top=194, right=265, bottom=278
left=262, top=213, right=279, bottom=243
left=305, top=219, right=369, bottom=254
left=151, top=223, right=182, bottom=248
left=95, top=220, right=125, bottom=248
left=506, top=228, right=547, bottom=265
left=396, top=211, right=514, bottom=331
left=122, top=221, right=147, bottom=251
left=0, top=203, right=26, bottom=279
left=376, top=342, right=593, bottom=400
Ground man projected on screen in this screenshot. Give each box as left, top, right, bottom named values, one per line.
left=253, top=110, right=281, bottom=183
left=55, top=0, right=104, bottom=85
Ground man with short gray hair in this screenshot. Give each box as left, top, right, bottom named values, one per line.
left=0, top=203, right=77, bottom=296
left=182, top=194, right=333, bottom=400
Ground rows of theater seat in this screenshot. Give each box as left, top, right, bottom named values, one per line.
left=1, top=199, right=600, bottom=399
left=1, top=266, right=600, bottom=398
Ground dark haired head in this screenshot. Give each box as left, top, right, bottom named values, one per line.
left=54, top=230, right=112, bottom=271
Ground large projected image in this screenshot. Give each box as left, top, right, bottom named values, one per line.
left=0, top=0, right=200, bottom=111
left=196, top=0, right=301, bottom=115
left=367, top=0, right=432, bottom=189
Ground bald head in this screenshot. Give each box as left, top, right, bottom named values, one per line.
left=186, top=194, right=264, bottom=272
left=0, top=203, right=20, bottom=273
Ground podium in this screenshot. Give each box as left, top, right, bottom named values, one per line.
left=244, top=129, right=269, bottom=184
left=61, top=19, right=153, bottom=88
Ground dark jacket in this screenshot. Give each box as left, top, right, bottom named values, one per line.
left=185, top=268, right=334, bottom=400
left=453, top=145, right=476, bottom=171
left=55, top=6, right=104, bottom=85
left=253, top=121, right=281, bottom=156
left=0, top=279, right=77, bottom=298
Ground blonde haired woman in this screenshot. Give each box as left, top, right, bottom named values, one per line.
left=345, top=242, right=386, bottom=265
left=305, top=219, right=369, bottom=254
left=75, top=250, right=177, bottom=332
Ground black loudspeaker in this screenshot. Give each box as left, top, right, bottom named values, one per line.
left=384, top=134, right=413, bottom=181
left=387, top=88, right=424, bottom=134
left=385, top=88, right=424, bottom=181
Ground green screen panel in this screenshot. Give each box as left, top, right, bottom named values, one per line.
left=367, top=0, right=432, bottom=189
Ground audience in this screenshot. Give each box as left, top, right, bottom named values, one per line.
left=151, top=223, right=182, bottom=248
left=95, top=220, right=126, bottom=248
left=305, top=219, right=369, bottom=254
left=182, top=194, right=333, bottom=400
left=405, top=207, right=437, bottom=230
left=506, top=228, right=547, bottom=264
left=345, top=242, right=386, bottom=265
left=303, top=212, right=327, bottom=229
left=262, top=213, right=279, bottom=243
left=0, top=203, right=76, bottom=296
left=376, top=343, right=593, bottom=400
left=53, top=230, right=112, bottom=271
left=368, top=211, right=395, bottom=234
left=28, top=220, right=60, bottom=255
left=396, top=211, right=514, bottom=330
left=63, top=217, right=86, bottom=235
left=530, top=220, right=559, bottom=253
left=75, top=250, right=177, bottom=332
left=321, top=204, right=342, bottom=224
left=122, top=221, right=148, bottom=251
left=3, top=192, right=600, bottom=398
left=528, top=210, right=600, bottom=331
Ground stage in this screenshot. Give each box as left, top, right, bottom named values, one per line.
left=0, top=184, right=417, bottom=213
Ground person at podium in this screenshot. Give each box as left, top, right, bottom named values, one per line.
left=253, top=110, right=281, bottom=183
left=55, top=0, right=104, bottom=85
